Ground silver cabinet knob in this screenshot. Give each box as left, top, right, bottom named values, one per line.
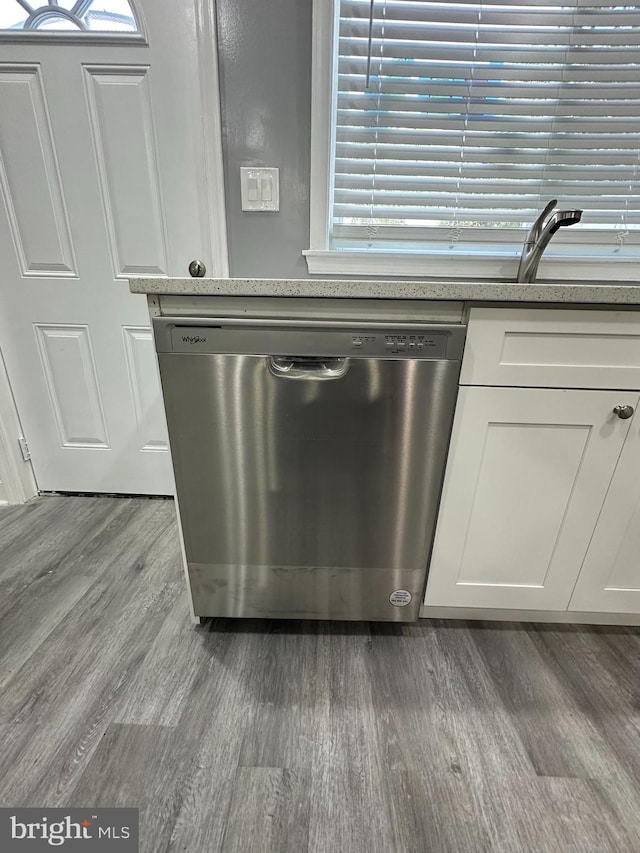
left=188, top=259, right=206, bottom=278
left=614, top=405, right=635, bottom=419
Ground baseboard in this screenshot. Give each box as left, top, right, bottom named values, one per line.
left=420, top=604, right=640, bottom=626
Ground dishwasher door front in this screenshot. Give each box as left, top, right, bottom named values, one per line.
left=158, top=350, right=459, bottom=621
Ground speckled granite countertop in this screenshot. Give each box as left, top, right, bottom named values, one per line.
left=129, top=277, right=640, bottom=304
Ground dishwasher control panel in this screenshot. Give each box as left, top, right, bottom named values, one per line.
left=154, top=319, right=466, bottom=361
left=382, top=334, right=443, bottom=355
left=348, top=333, right=447, bottom=357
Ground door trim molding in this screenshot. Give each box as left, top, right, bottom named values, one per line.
left=195, top=0, right=229, bottom=278
left=0, top=349, right=38, bottom=504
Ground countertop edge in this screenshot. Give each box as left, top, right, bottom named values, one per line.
left=129, top=277, right=640, bottom=304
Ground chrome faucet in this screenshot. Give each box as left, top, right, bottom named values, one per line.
left=517, top=200, right=583, bottom=283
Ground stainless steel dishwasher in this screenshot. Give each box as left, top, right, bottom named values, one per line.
left=154, top=316, right=466, bottom=621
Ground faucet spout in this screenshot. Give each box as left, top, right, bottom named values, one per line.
left=517, top=201, right=582, bottom=283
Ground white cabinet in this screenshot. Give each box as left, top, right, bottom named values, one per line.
left=569, top=420, right=640, bottom=613
left=460, top=308, right=640, bottom=390
left=424, top=306, right=640, bottom=619
left=425, top=386, right=638, bottom=611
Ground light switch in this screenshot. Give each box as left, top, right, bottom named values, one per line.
left=261, top=175, right=273, bottom=202
left=240, top=167, right=280, bottom=211
left=247, top=176, right=260, bottom=202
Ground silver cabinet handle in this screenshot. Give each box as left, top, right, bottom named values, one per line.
left=188, top=259, right=206, bottom=277
left=268, top=356, right=350, bottom=380
left=614, top=405, right=635, bottom=420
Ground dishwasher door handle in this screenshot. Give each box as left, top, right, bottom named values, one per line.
left=268, top=356, right=350, bottom=380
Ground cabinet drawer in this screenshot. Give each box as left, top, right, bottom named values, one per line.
left=461, top=308, right=640, bottom=389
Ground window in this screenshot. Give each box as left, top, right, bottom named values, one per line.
left=306, top=0, right=640, bottom=279
left=0, top=0, right=139, bottom=33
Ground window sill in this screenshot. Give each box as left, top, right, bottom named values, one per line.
left=303, top=249, right=640, bottom=281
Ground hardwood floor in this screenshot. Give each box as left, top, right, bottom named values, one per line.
left=1, top=494, right=639, bottom=852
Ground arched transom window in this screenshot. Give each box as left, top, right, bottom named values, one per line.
left=0, top=0, right=139, bottom=33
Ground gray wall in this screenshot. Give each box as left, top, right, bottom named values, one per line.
left=216, top=0, right=312, bottom=278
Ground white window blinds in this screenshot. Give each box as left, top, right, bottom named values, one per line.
left=332, top=0, right=640, bottom=250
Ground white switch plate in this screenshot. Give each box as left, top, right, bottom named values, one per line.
left=240, top=167, right=280, bottom=211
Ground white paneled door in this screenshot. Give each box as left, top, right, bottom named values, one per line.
left=0, top=0, right=225, bottom=493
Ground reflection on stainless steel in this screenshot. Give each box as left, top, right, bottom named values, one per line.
left=155, top=318, right=465, bottom=622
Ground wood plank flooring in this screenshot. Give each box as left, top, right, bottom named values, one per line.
left=1, top=494, right=640, bottom=852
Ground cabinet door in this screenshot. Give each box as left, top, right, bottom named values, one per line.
left=425, top=387, right=637, bottom=611
left=570, top=416, right=640, bottom=613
